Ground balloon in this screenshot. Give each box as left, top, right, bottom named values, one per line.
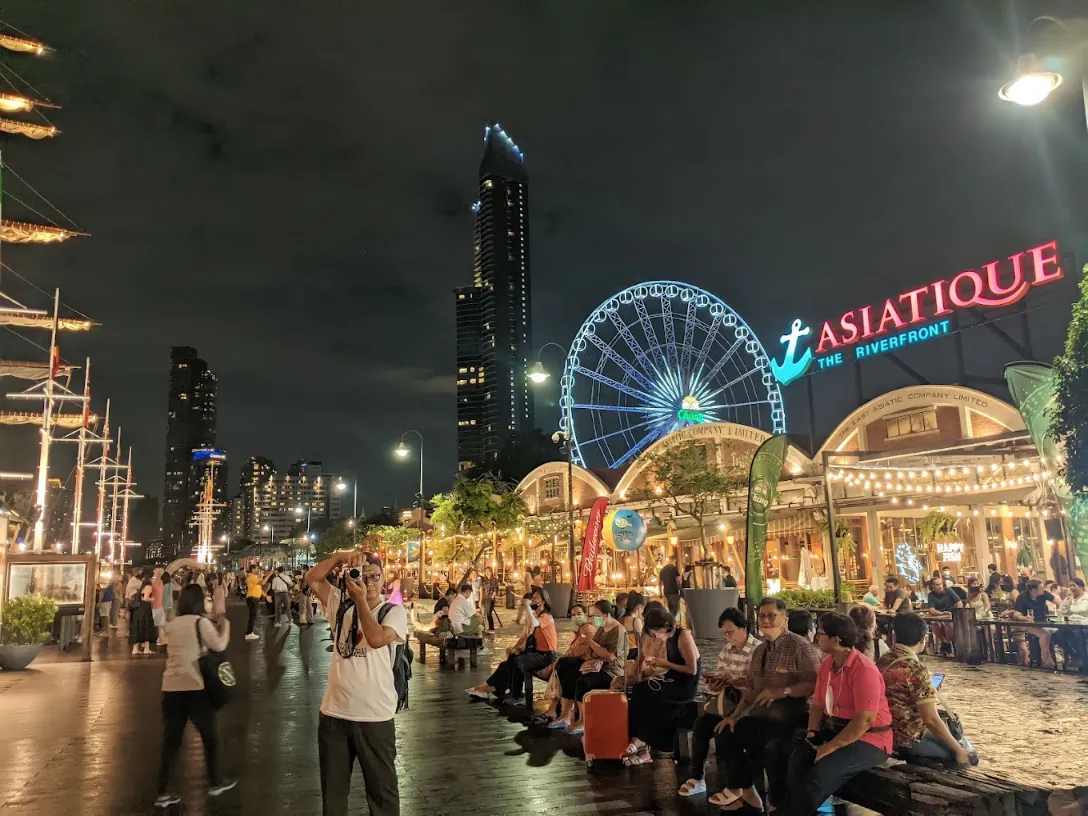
left=602, top=508, right=647, bottom=551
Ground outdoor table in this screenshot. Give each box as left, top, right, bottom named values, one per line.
left=976, top=618, right=1088, bottom=674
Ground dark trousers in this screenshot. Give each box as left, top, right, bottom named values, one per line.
left=556, top=656, right=613, bottom=701
left=665, top=593, right=680, bottom=616
left=158, top=691, right=219, bottom=794
left=274, top=591, right=290, bottom=624
left=719, top=715, right=798, bottom=805
left=318, top=713, right=399, bottom=816
left=690, top=712, right=727, bottom=780
left=484, top=598, right=500, bottom=630
left=781, top=739, right=888, bottom=816
left=245, top=597, right=259, bottom=634
left=486, top=651, right=554, bottom=697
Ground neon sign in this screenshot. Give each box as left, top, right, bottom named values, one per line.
left=677, top=395, right=707, bottom=424
left=770, top=240, right=1064, bottom=386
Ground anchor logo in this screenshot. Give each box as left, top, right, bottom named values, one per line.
left=769, top=319, right=814, bottom=386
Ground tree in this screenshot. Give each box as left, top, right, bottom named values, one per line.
left=1052, top=264, right=1088, bottom=493
left=644, top=440, right=750, bottom=559
left=429, top=476, right=526, bottom=582
left=312, top=523, right=359, bottom=561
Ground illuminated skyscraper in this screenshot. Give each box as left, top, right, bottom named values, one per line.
left=161, top=346, right=217, bottom=557
left=455, top=122, right=533, bottom=469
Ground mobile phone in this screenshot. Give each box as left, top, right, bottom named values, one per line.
left=930, top=673, right=945, bottom=691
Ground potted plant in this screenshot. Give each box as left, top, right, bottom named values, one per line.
left=0, top=593, right=58, bottom=670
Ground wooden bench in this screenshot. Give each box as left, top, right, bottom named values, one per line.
left=414, top=631, right=482, bottom=668
left=839, top=762, right=1054, bottom=815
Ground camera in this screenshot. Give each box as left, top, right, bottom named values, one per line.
left=348, top=568, right=361, bottom=580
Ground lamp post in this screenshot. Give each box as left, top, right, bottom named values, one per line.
left=999, top=16, right=1088, bottom=129
left=528, top=341, right=577, bottom=600
left=335, top=474, right=359, bottom=547
left=395, top=430, right=425, bottom=580
left=262, top=523, right=274, bottom=567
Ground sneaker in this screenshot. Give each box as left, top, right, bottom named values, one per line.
left=154, top=793, right=181, bottom=808
left=208, top=779, right=237, bottom=797
left=466, top=688, right=491, bottom=700
left=244, top=633, right=259, bottom=641
left=477, top=647, right=493, bottom=655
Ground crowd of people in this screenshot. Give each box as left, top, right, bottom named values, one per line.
left=864, top=565, right=1088, bottom=669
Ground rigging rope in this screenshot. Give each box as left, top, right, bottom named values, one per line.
left=0, top=262, right=95, bottom=320
left=0, top=161, right=80, bottom=229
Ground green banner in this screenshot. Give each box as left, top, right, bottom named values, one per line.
left=745, top=434, right=789, bottom=604
left=1004, top=363, right=1088, bottom=577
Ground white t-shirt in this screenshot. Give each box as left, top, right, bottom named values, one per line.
left=271, top=574, right=291, bottom=593
left=449, top=594, right=476, bottom=633
left=320, top=586, right=408, bottom=722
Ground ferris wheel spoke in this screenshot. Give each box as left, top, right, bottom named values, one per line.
left=633, top=297, right=669, bottom=371
left=719, top=398, right=774, bottom=411
left=579, top=417, right=660, bottom=447
left=660, top=295, right=679, bottom=369
left=704, top=367, right=760, bottom=402
left=573, top=365, right=655, bottom=404
left=698, top=335, right=745, bottom=385
left=696, top=316, right=722, bottom=374
left=571, top=402, right=669, bottom=416
left=606, top=311, right=658, bottom=379
left=584, top=331, right=657, bottom=392
left=679, top=298, right=698, bottom=378
left=610, top=424, right=667, bottom=469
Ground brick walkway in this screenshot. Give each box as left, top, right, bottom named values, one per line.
left=0, top=601, right=1082, bottom=815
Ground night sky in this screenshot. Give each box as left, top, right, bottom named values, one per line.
left=2, top=0, right=1088, bottom=515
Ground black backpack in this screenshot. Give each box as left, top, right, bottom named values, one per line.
left=377, top=603, right=412, bottom=712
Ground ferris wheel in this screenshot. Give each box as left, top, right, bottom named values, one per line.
left=560, top=281, right=786, bottom=470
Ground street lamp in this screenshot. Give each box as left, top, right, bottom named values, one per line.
left=335, top=474, right=360, bottom=546
left=395, top=430, right=425, bottom=579
left=295, top=504, right=312, bottom=534
left=529, top=341, right=577, bottom=601
left=999, top=16, right=1088, bottom=127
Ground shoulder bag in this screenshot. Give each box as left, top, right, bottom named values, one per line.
left=195, top=618, right=236, bottom=709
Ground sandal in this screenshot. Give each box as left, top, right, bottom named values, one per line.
left=622, top=749, right=652, bottom=766
left=708, top=789, right=742, bottom=807
left=679, top=778, right=707, bottom=797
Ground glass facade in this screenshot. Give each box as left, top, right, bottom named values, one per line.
left=880, top=515, right=978, bottom=586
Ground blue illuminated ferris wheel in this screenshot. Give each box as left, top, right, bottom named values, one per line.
left=560, top=282, right=786, bottom=469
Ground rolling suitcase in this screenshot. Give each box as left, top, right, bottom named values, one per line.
left=581, top=689, right=628, bottom=768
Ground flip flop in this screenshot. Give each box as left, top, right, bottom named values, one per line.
left=679, top=778, right=707, bottom=796
left=708, top=789, right=742, bottom=807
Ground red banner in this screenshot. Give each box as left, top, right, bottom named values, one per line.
left=578, top=497, right=609, bottom=591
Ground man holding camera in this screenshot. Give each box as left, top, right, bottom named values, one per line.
left=307, top=551, right=406, bottom=816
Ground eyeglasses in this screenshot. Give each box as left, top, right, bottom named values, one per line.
left=757, top=613, right=782, bottom=622
left=361, top=572, right=383, bottom=584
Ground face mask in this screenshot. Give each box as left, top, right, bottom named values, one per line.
left=571, top=615, right=587, bottom=626
left=592, top=615, right=604, bottom=627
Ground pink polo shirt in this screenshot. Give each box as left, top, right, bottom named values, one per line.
left=812, top=648, right=893, bottom=754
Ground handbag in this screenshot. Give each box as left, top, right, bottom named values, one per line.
left=704, top=684, right=741, bottom=718
left=195, top=618, right=236, bottom=709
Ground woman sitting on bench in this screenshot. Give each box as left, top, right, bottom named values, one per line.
left=549, top=600, right=627, bottom=735
left=623, top=607, right=700, bottom=766
left=465, top=590, right=557, bottom=701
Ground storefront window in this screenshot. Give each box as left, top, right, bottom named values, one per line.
left=985, top=516, right=1045, bottom=576
left=880, top=515, right=977, bottom=587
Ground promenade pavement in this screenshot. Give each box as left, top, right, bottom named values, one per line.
left=0, top=599, right=1083, bottom=815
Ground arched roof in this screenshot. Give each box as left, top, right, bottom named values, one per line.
left=816, top=384, right=1025, bottom=457
left=612, top=421, right=813, bottom=498
left=515, top=460, right=613, bottom=499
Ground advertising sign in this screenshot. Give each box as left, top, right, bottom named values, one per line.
left=577, top=497, right=610, bottom=591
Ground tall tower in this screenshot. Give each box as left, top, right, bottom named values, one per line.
left=455, top=122, right=533, bottom=469
left=239, top=456, right=274, bottom=538
left=161, top=347, right=217, bottom=557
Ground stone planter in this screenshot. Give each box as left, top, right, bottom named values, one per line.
left=683, top=588, right=739, bottom=639
left=542, top=582, right=573, bottom=618
left=0, top=644, right=42, bottom=671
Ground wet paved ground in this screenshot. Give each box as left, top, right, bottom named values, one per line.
left=0, top=600, right=1083, bottom=815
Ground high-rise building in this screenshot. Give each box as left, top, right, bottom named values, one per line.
left=238, top=456, right=274, bottom=538
left=161, top=347, right=217, bottom=557
left=253, top=460, right=337, bottom=544
left=455, top=122, right=533, bottom=470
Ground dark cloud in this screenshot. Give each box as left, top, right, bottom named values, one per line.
left=1, top=0, right=1086, bottom=513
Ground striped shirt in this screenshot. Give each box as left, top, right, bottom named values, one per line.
left=715, top=633, right=760, bottom=686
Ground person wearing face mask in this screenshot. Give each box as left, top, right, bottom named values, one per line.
left=623, top=607, right=701, bottom=766
left=466, top=589, right=557, bottom=701
left=549, top=600, right=628, bottom=734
